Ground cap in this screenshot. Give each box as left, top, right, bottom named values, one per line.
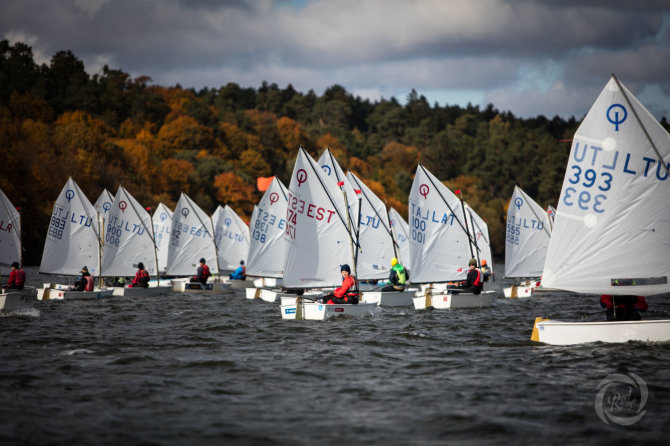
left=481, top=259, right=487, bottom=266
left=340, top=264, right=351, bottom=273
left=138, top=262, right=144, bottom=269
left=240, top=260, right=245, bottom=265
left=391, top=257, right=398, bottom=267
left=11, top=261, right=19, bottom=268
left=81, top=266, right=89, bottom=272
left=199, top=258, right=206, bottom=264
left=468, top=258, right=477, bottom=266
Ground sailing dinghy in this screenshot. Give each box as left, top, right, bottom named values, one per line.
left=0, top=188, right=34, bottom=302
left=101, top=187, right=171, bottom=297
left=167, top=193, right=231, bottom=294
left=280, top=148, right=377, bottom=320
left=245, top=177, right=289, bottom=302
left=503, top=186, right=554, bottom=298
left=347, top=171, right=415, bottom=307
left=408, top=165, right=496, bottom=309
left=212, top=204, right=252, bottom=289
left=151, top=202, right=173, bottom=285
left=532, top=75, right=670, bottom=345
left=36, top=178, right=113, bottom=300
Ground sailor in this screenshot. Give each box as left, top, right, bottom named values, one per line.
left=73, top=266, right=94, bottom=291
left=129, top=262, right=150, bottom=288
left=381, top=257, right=409, bottom=292
left=600, top=295, right=648, bottom=321
left=3, top=261, right=25, bottom=290
left=191, top=258, right=211, bottom=285
left=321, top=264, right=359, bottom=304
left=454, top=258, right=483, bottom=294
left=229, top=260, right=246, bottom=280
left=480, top=259, right=491, bottom=282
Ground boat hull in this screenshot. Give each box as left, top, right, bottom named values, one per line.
left=504, top=284, right=570, bottom=298
left=0, top=292, right=22, bottom=312
left=413, top=290, right=496, bottom=310
left=171, top=279, right=233, bottom=294
left=111, top=285, right=172, bottom=297
left=280, top=298, right=378, bottom=320
left=252, top=277, right=282, bottom=288
left=532, top=318, right=670, bottom=345
left=224, top=278, right=256, bottom=289
left=37, top=285, right=114, bottom=300
left=361, top=290, right=415, bottom=306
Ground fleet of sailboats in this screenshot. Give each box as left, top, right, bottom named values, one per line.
left=5, top=76, right=669, bottom=346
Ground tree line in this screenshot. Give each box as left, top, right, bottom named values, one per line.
left=2, top=40, right=668, bottom=266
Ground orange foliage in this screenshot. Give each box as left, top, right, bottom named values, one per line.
left=380, top=142, right=419, bottom=173
left=157, top=115, right=214, bottom=156
left=161, top=158, right=194, bottom=195
left=317, top=134, right=347, bottom=163
left=213, top=172, right=256, bottom=217
left=237, top=149, right=271, bottom=177
left=348, top=156, right=371, bottom=178
left=219, top=122, right=249, bottom=157
left=387, top=198, right=407, bottom=218
left=277, top=117, right=308, bottom=150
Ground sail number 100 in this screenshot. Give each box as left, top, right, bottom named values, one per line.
left=562, top=165, right=611, bottom=213
left=411, top=218, right=426, bottom=244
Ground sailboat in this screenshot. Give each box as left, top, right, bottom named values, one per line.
left=388, top=207, right=411, bottom=272
left=94, top=189, right=114, bottom=226
left=503, top=186, right=553, bottom=298
left=465, top=205, right=495, bottom=292
left=101, top=187, right=172, bottom=297
left=0, top=187, right=27, bottom=310
left=212, top=204, right=251, bottom=289
left=152, top=202, right=173, bottom=282
left=347, top=172, right=415, bottom=307
left=532, top=75, right=670, bottom=345
left=245, top=177, right=289, bottom=302
left=167, top=193, right=231, bottom=294
left=36, top=178, right=114, bottom=300
left=280, top=148, right=377, bottom=320
left=408, top=165, right=496, bottom=309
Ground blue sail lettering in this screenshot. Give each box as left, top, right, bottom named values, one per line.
left=623, top=153, right=636, bottom=175
left=573, top=142, right=587, bottom=162
left=642, top=157, right=656, bottom=177
left=657, top=162, right=670, bottom=181
left=602, top=151, right=618, bottom=170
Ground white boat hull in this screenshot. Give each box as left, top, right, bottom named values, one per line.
left=280, top=297, right=378, bottom=320
left=504, top=284, right=570, bottom=298
left=252, top=277, right=282, bottom=288
left=0, top=292, right=22, bottom=312
left=413, top=290, right=496, bottom=310
left=36, top=285, right=114, bottom=300
left=361, top=289, right=415, bottom=307
left=171, top=279, right=233, bottom=294
left=223, top=278, right=256, bottom=289
left=532, top=318, right=670, bottom=345
left=111, top=285, right=172, bottom=297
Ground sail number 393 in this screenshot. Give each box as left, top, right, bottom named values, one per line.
left=563, top=165, right=611, bottom=213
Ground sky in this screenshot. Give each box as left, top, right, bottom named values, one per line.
left=3, top=0, right=670, bottom=120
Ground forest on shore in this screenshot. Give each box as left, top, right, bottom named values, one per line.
left=3, top=40, right=668, bottom=265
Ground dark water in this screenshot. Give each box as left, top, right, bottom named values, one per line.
left=1, top=267, right=669, bottom=445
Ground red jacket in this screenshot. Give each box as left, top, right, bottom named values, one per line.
left=600, top=295, right=647, bottom=311
left=333, top=275, right=355, bottom=298
left=5, top=268, right=25, bottom=289
left=130, top=269, right=150, bottom=287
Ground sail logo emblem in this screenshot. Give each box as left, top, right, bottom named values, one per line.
left=419, top=184, right=430, bottom=199
left=606, top=103, right=627, bottom=131
left=514, top=197, right=524, bottom=209
left=160, top=212, right=167, bottom=222
left=102, top=201, right=112, bottom=212
left=296, top=169, right=307, bottom=187
left=181, top=208, right=190, bottom=219
left=118, top=201, right=127, bottom=212
left=65, top=189, right=75, bottom=202
left=321, top=165, right=332, bottom=176
left=595, top=372, right=647, bottom=426
left=224, top=218, right=232, bottom=226
left=269, top=192, right=279, bottom=205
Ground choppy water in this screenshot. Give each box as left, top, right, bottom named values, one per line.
left=1, top=267, right=669, bottom=445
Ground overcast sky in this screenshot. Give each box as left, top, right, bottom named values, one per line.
left=3, top=0, right=670, bottom=119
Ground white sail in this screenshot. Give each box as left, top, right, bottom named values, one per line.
left=246, top=177, right=288, bottom=278
left=346, top=171, right=395, bottom=280
left=408, top=165, right=473, bottom=283
left=542, top=76, right=670, bottom=295
left=317, top=148, right=360, bottom=233
left=166, top=193, right=218, bottom=277
left=40, top=177, right=101, bottom=275
left=504, top=186, right=551, bottom=278
left=388, top=207, right=411, bottom=271
left=94, top=189, right=115, bottom=226
left=212, top=205, right=250, bottom=272
left=467, top=206, right=494, bottom=273
left=101, top=186, right=157, bottom=277
left=152, top=203, right=173, bottom=276
left=284, top=148, right=355, bottom=288
left=0, top=188, right=21, bottom=267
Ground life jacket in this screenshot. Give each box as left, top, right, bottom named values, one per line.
left=242, top=265, right=246, bottom=275
left=9, top=269, right=26, bottom=289
left=481, top=265, right=490, bottom=282
left=138, top=269, right=150, bottom=286
left=84, top=276, right=95, bottom=291
left=202, top=264, right=211, bottom=280
left=473, top=268, right=482, bottom=287
left=393, top=265, right=407, bottom=285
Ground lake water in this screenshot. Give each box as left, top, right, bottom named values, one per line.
left=1, top=267, right=669, bottom=445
